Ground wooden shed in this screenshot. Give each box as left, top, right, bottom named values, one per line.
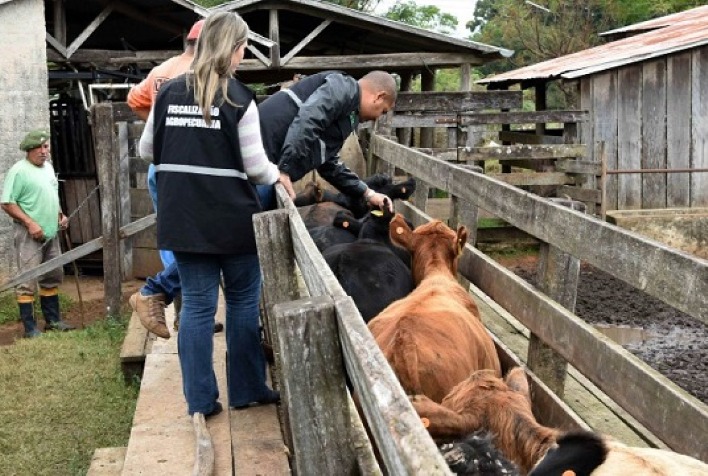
left=479, top=6, right=708, bottom=214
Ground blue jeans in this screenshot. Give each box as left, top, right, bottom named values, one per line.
left=174, top=251, right=272, bottom=414
left=148, top=163, right=175, bottom=268
left=256, top=184, right=276, bottom=211
left=142, top=164, right=179, bottom=301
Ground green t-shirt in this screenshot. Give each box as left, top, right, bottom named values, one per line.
left=1, top=159, right=60, bottom=239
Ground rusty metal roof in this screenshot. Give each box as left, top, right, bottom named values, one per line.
left=601, top=5, right=708, bottom=36
left=479, top=6, right=708, bottom=86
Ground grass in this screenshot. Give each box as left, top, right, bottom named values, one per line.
left=0, top=292, right=73, bottom=326
left=0, top=315, right=139, bottom=475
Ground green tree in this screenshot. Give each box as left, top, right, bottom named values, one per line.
left=384, top=0, right=458, bottom=34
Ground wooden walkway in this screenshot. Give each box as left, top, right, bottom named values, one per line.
left=91, top=298, right=290, bottom=475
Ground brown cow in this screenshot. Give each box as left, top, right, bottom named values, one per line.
left=412, top=368, right=708, bottom=476
left=367, top=214, right=501, bottom=403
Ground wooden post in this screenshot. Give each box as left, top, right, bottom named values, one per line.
left=269, top=8, right=280, bottom=68
left=397, top=72, right=414, bottom=148
left=273, top=296, right=357, bottom=475
left=449, top=165, right=482, bottom=246
left=253, top=208, right=299, bottom=458
left=92, top=103, right=122, bottom=318
left=527, top=198, right=585, bottom=397
left=117, top=122, right=132, bottom=279
left=420, top=68, right=436, bottom=149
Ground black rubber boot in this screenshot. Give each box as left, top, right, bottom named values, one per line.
left=41, top=294, right=75, bottom=331
left=19, top=302, right=42, bottom=338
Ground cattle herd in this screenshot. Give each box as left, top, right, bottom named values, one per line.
left=294, top=174, right=708, bottom=476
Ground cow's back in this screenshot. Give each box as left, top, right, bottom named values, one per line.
left=369, top=277, right=501, bottom=402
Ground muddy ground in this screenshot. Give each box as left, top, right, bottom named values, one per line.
left=497, top=255, right=708, bottom=405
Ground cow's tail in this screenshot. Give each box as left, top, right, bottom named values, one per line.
left=391, top=327, right=421, bottom=395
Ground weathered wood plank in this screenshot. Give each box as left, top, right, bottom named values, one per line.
left=579, top=78, right=597, bottom=214
left=666, top=52, right=692, bottom=208
left=0, top=214, right=155, bottom=293
left=527, top=200, right=584, bottom=396
left=485, top=172, right=575, bottom=187
left=555, top=159, right=601, bottom=175
left=395, top=90, right=522, bottom=112
left=691, top=47, right=708, bottom=206
left=117, top=123, right=132, bottom=279
left=593, top=72, right=618, bottom=212
left=92, top=103, right=122, bottom=317
left=457, top=244, right=708, bottom=461
left=617, top=64, right=642, bottom=209
left=334, top=298, right=451, bottom=475
left=460, top=110, right=588, bottom=126
left=641, top=59, right=667, bottom=209
left=498, top=130, right=566, bottom=145
left=371, top=135, right=707, bottom=322
left=556, top=185, right=602, bottom=204
left=274, top=296, right=357, bottom=474
left=461, top=144, right=586, bottom=161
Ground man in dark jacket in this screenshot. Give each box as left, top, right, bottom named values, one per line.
left=258, top=70, right=396, bottom=209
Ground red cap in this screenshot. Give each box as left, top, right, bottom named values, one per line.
left=187, top=19, right=204, bottom=40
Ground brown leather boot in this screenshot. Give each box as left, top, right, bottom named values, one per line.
left=129, top=292, right=170, bottom=339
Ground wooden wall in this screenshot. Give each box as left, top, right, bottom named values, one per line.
left=580, top=46, right=708, bottom=211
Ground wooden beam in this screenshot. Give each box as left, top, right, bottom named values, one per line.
left=0, top=215, right=155, bottom=294
left=395, top=91, right=523, bottom=112
left=67, top=5, right=113, bottom=58
left=92, top=103, right=122, bottom=318
left=370, top=135, right=707, bottom=322
left=46, top=32, right=68, bottom=58
left=238, top=52, right=486, bottom=71
left=499, top=130, right=566, bottom=145
left=246, top=44, right=271, bottom=68
left=460, top=144, right=587, bottom=161
left=281, top=19, right=332, bottom=65
left=268, top=9, right=280, bottom=68
left=53, top=0, right=66, bottom=46
left=485, top=172, right=575, bottom=187
left=106, top=0, right=182, bottom=36
left=460, top=110, right=588, bottom=126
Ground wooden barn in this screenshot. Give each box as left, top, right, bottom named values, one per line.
left=479, top=5, right=708, bottom=214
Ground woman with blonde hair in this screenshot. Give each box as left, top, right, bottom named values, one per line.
left=139, top=11, right=292, bottom=416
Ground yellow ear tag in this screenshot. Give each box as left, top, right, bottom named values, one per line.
left=561, top=471, right=576, bottom=476
left=457, top=241, right=463, bottom=255
left=421, top=417, right=430, bottom=428
left=396, top=226, right=404, bottom=235
left=401, top=187, right=406, bottom=193
left=342, top=221, right=349, bottom=228
left=371, top=210, right=384, bottom=217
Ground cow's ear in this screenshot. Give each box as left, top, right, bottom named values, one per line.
left=456, top=226, right=468, bottom=255
left=390, top=213, right=413, bottom=249
left=505, top=367, right=531, bottom=403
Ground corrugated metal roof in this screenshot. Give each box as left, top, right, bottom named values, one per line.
left=479, top=6, right=708, bottom=86
left=601, top=5, right=708, bottom=36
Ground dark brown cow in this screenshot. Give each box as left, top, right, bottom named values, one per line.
left=368, top=214, right=501, bottom=403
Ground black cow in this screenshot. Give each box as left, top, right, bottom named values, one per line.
left=323, top=239, right=412, bottom=323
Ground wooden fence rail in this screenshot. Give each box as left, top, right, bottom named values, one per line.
left=370, top=133, right=708, bottom=461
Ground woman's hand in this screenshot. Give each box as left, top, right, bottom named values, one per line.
left=278, top=172, right=296, bottom=200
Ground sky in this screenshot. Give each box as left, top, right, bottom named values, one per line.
left=374, top=0, right=478, bottom=39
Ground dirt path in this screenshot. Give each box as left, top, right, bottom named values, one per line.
left=0, top=276, right=143, bottom=346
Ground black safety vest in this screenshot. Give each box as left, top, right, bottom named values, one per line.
left=152, top=75, right=262, bottom=254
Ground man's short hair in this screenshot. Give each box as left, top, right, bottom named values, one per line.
left=361, top=71, right=398, bottom=102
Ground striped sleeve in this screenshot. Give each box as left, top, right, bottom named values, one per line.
left=238, top=100, right=280, bottom=185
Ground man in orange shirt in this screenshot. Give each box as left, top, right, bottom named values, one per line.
left=127, top=19, right=224, bottom=338
left=127, top=19, right=203, bottom=121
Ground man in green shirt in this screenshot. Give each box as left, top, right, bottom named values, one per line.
left=1, top=129, right=75, bottom=337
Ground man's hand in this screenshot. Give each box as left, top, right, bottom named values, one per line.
left=58, top=214, right=69, bottom=230
left=278, top=172, right=296, bottom=200
left=27, top=221, right=45, bottom=241
left=368, top=192, right=393, bottom=212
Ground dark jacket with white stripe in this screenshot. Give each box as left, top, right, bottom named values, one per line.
left=152, top=75, right=261, bottom=254
left=258, top=71, right=367, bottom=197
